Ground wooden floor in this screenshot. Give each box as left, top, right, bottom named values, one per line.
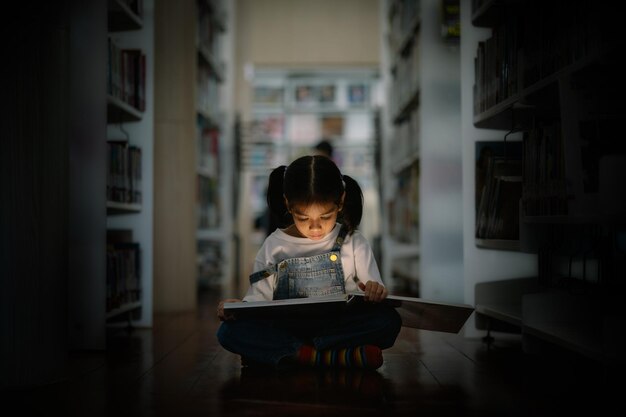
left=3, top=290, right=620, bottom=417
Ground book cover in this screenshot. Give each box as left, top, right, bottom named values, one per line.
left=223, top=292, right=474, bottom=334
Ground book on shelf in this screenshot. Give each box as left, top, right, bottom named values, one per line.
left=521, top=122, right=568, bottom=218
left=441, top=0, right=460, bottom=42
left=347, top=83, right=369, bottom=106
left=107, top=41, right=146, bottom=111
left=121, top=49, right=146, bottom=111
left=106, top=229, right=141, bottom=313
left=321, top=115, right=344, bottom=138
left=475, top=141, right=522, bottom=241
left=557, top=71, right=625, bottom=219
left=253, top=85, right=284, bottom=106
left=108, top=36, right=122, bottom=100
left=107, top=141, right=142, bottom=204
left=223, top=292, right=474, bottom=334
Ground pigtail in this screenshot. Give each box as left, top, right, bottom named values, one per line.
left=266, top=165, right=291, bottom=228
left=340, top=175, right=363, bottom=235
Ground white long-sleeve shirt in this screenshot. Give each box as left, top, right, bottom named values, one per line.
left=243, top=223, right=383, bottom=302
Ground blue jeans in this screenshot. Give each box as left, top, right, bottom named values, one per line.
left=216, top=303, right=402, bottom=367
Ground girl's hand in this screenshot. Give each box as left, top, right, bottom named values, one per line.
left=357, top=281, right=388, bottom=303
left=217, top=298, right=241, bottom=321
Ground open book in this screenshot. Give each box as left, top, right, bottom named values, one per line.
left=223, top=292, right=474, bottom=334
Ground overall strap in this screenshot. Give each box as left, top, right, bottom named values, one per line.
left=331, top=224, right=349, bottom=252
left=249, top=264, right=277, bottom=285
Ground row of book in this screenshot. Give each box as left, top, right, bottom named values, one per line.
left=197, top=175, right=220, bottom=229
left=197, top=63, right=220, bottom=117
left=441, top=0, right=460, bottom=43
left=197, top=0, right=223, bottom=52
left=388, top=161, right=420, bottom=244
left=253, top=83, right=373, bottom=109
left=107, top=37, right=146, bottom=111
left=106, top=241, right=141, bottom=313
left=388, top=105, right=420, bottom=168
left=389, top=32, right=420, bottom=123
left=387, top=0, right=420, bottom=123
left=478, top=99, right=622, bottom=241
left=107, top=141, right=142, bottom=204
left=197, top=125, right=220, bottom=179
left=387, top=0, right=421, bottom=56
left=475, top=141, right=522, bottom=241
left=473, top=0, right=619, bottom=117
left=244, top=112, right=375, bottom=144
left=521, top=122, right=568, bottom=218
left=197, top=240, right=223, bottom=289
left=472, top=15, right=519, bottom=116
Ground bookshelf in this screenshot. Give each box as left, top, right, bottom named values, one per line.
left=106, top=0, right=153, bottom=327
left=466, top=0, right=625, bottom=363
left=195, top=0, right=233, bottom=292
left=380, top=0, right=462, bottom=298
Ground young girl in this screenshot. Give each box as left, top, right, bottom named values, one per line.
left=217, top=155, right=401, bottom=370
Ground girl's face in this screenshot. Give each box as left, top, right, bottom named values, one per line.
left=288, top=200, right=341, bottom=240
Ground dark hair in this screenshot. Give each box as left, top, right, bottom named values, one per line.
left=267, top=155, right=363, bottom=234
left=314, top=139, right=333, bottom=158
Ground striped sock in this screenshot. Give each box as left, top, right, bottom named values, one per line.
left=296, top=345, right=383, bottom=370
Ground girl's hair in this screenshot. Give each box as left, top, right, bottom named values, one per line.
left=267, top=155, right=363, bottom=234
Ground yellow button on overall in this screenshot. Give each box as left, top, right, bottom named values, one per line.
left=329, top=254, right=338, bottom=262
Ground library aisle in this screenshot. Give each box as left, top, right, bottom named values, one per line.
left=4, top=0, right=625, bottom=413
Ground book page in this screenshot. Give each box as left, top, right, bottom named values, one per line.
left=347, top=292, right=474, bottom=333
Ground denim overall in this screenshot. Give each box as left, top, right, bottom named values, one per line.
left=248, top=226, right=349, bottom=300
left=216, top=225, right=402, bottom=367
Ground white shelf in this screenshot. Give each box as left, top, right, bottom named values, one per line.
left=107, top=0, right=143, bottom=31
left=197, top=228, right=225, bottom=240
left=388, top=240, right=420, bottom=259
left=197, top=108, right=218, bottom=126
left=391, top=151, right=419, bottom=175
left=196, top=165, right=217, bottom=179
left=522, top=290, right=624, bottom=364
left=392, top=87, right=420, bottom=124
left=107, top=94, right=143, bottom=123
left=475, top=303, right=522, bottom=327
left=475, top=238, right=520, bottom=252
left=106, top=300, right=141, bottom=320
left=106, top=201, right=142, bottom=214
left=197, top=44, right=224, bottom=83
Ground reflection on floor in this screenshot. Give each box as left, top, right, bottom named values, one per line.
left=2, top=289, right=621, bottom=417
